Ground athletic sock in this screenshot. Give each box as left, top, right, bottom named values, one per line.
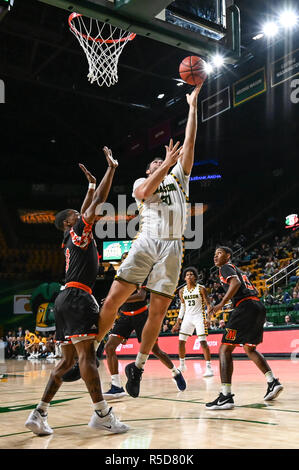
left=94, top=400, right=110, bottom=417
left=36, top=401, right=49, bottom=416
left=111, top=374, right=122, bottom=388
left=221, top=383, right=232, bottom=396
left=171, top=366, right=180, bottom=377
left=206, top=361, right=211, bottom=367
left=135, top=352, right=148, bottom=369
left=180, top=358, right=185, bottom=369
left=265, top=371, right=275, bottom=383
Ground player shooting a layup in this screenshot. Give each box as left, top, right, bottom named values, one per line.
left=96, top=84, right=202, bottom=398
left=206, top=246, right=283, bottom=410
left=25, top=148, right=129, bottom=435
left=172, top=267, right=214, bottom=377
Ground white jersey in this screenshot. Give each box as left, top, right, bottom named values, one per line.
left=132, top=160, right=189, bottom=240
left=182, top=283, right=205, bottom=317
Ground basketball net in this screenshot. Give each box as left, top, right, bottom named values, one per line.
left=69, top=13, right=136, bottom=87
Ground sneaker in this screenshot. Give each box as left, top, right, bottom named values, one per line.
left=125, top=362, right=143, bottom=398
left=88, top=407, right=129, bottom=434
left=102, top=385, right=126, bottom=400
left=25, top=409, right=53, bottom=435
left=62, top=358, right=100, bottom=382
left=172, top=371, right=186, bottom=391
left=264, top=378, right=283, bottom=401
left=203, top=365, right=214, bottom=377
left=47, top=353, right=55, bottom=358
left=205, top=392, right=235, bottom=410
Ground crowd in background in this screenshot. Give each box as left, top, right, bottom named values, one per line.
left=2, top=327, right=61, bottom=360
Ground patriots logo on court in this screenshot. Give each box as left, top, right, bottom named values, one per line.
left=225, top=328, right=237, bottom=341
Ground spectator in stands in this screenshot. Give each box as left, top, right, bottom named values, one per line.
left=105, top=263, right=116, bottom=280
left=16, top=326, right=25, bottom=338
left=218, top=319, right=226, bottom=330
left=98, top=261, right=105, bottom=278
left=273, top=287, right=284, bottom=304
left=162, top=319, right=171, bottom=334
left=284, top=315, right=296, bottom=326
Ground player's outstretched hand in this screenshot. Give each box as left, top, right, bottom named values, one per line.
left=164, top=138, right=183, bottom=168
left=186, top=84, right=202, bottom=108
left=103, top=146, right=118, bottom=168
left=78, top=163, right=96, bottom=184
left=171, top=321, right=180, bottom=334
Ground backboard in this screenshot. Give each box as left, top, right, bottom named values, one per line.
left=38, top=0, right=241, bottom=63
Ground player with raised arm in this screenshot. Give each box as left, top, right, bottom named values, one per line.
left=94, top=84, right=202, bottom=398
left=25, top=148, right=129, bottom=435
left=172, top=267, right=213, bottom=377
left=205, top=246, right=283, bottom=410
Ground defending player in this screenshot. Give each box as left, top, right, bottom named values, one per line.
left=205, top=246, right=283, bottom=410
left=103, top=252, right=186, bottom=399
left=171, top=267, right=214, bottom=377
left=95, top=84, right=202, bottom=398
left=25, top=148, right=129, bottom=435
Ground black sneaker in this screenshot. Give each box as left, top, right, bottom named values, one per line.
left=62, top=358, right=99, bottom=382
left=125, top=362, right=143, bottom=398
left=172, top=371, right=187, bottom=391
left=206, top=392, right=235, bottom=410
left=264, top=378, right=283, bottom=401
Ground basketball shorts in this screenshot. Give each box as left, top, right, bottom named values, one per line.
left=116, top=234, right=183, bottom=298
left=179, top=313, right=207, bottom=339
left=222, top=299, right=266, bottom=346
left=54, top=287, right=99, bottom=342
left=110, top=310, right=148, bottom=343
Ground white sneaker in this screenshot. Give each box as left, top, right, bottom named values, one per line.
left=27, top=354, right=35, bottom=360
left=88, top=407, right=129, bottom=434
left=25, top=409, right=53, bottom=436
left=203, top=365, right=214, bottom=377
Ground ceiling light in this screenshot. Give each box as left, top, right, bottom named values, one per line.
left=252, top=33, right=264, bottom=40
left=157, top=93, right=165, bottom=99
left=279, top=10, right=298, bottom=28
left=211, top=54, right=224, bottom=67
left=262, top=21, right=279, bottom=37
left=176, top=81, right=184, bottom=86
left=204, top=62, right=214, bottom=74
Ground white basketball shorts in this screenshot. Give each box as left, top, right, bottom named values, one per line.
left=116, top=234, right=184, bottom=298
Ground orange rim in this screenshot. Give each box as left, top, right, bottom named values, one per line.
left=68, top=12, right=136, bottom=43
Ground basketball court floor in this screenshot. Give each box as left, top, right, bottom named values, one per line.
left=1, top=357, right=298, bottom=450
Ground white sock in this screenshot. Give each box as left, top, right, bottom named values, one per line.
left=37, top=401, right=49, bottom=415
left=135, top=352, right=148, bottom=370
left=265, top=371, right=275, bottom=383
left=171, top=366, right=180, bottom=376
left=111, top=374, right=122, bottom=388
left=94, top=400, right=110, bottom=417
left=180, top=358, right=185, bottom=368
left=221, top=383, right=232, bottom=396
left=206, top=361, right=211, bottom=367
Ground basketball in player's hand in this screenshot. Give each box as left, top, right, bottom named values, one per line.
left=179, top=56, right=207, bottom=86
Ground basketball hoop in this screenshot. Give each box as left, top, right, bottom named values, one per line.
left=68, top=12, right=136, bottom=87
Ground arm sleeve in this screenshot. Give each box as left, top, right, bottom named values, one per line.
left=132, top=178, right=146, bottom=198
left=170, top=160, right=190, bottom=192
left=70, top=216, right=93, bottom=249
left=178, top=302, right=186, bottom=320
left=220, top=264, right=238, bottom=282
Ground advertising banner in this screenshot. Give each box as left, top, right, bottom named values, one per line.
left=233, top=68, right=266, bottom=106
left=107, top=329, right=299, bottom=356
left=271, top=48, right=299, bottom=87
left=201, top=87, right=230, bottom=122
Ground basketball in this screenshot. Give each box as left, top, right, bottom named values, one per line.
left=179, top=56, right=207, bottom=86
